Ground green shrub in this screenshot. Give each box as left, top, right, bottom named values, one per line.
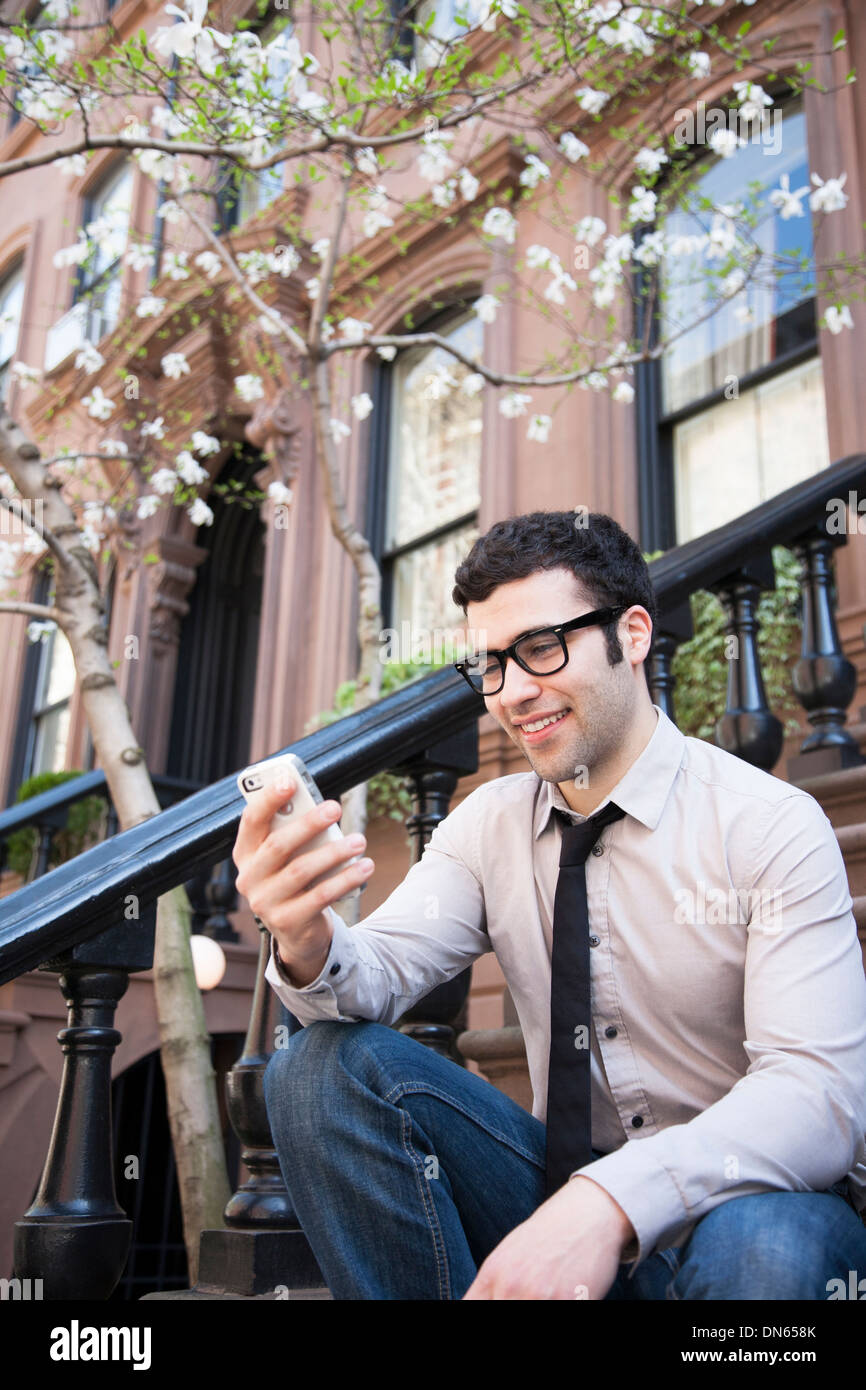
left=5, top=770, right=108, bottom=881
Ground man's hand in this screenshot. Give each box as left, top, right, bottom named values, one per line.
left=461, top=1176, right=635, bottom=1300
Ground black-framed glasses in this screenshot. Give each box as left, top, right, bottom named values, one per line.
left=454, top=606, right=628, bottom=696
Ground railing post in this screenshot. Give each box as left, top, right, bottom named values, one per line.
left=787, top=526, right=863, bottom=778
left=13, top=904, right=157, bottom=1299
left=648, top=600, right=693, bottom=725
left=390, top=723, right=479, bottom=1063
left=711, top=554, right=784, bottom=772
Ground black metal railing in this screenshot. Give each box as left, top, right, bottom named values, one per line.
left=1, top=449, right=865, bottom=1300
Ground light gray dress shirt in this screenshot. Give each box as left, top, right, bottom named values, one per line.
left=264, top=704, right=866, bottom=1269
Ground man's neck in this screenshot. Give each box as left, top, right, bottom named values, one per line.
left=557, top=701, right=659, bottom=817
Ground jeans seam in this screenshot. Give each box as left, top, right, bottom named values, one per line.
left=398, top=1105, right=451, bottom=1300
left=383, top=1078, right=545, bottom=1170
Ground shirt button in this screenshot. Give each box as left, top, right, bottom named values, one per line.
left=631, top=1115, right=643, bottom=1129
left=588, top=934, right=600, bottom=947
left=329, top=963, right=341, bottom=976
left=604, top=1026, right=618, bottom=1038
left=591, top=843, right=604, bottom=856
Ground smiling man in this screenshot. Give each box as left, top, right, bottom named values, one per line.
left=245, top=510, right=866, bottom=1300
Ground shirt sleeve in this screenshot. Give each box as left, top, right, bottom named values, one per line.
left=572, top=790, right=866, bottom=1272
left=263, top=786, right=492, bottom=1027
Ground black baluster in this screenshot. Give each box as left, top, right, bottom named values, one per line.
left=33, top=820, right=56, bottom=879
left=787, top=527, right=863, bottom=778
left=189, top=922, right=325, bottom=1297
left=390, top=724, right=479, bottom=1062
left=711, top=554, right=784, bottom=772
left=198, top=858, right=241, bottom=942
left=13, top=905, right=157, bottom=1300
left=648, top=600, right=693, bottom=725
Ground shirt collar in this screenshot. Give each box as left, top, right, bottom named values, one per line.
left=532, top=704, right=684, bottom=839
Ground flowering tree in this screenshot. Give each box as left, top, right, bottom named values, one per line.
left=0, top=0, right=861, bottom=1277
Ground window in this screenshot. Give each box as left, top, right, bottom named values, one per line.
left=413, top=0, right=474, bottom=67
left=370, top=305, right=482, bottom=636
left=217, top=18, right=292, bottom=228
left=636, top=94, right=829, bottom=547
left=0, top=263, right=25, bottom=402
left=73, top=162, right=133, bottom=344
left=13, top=569, right=76, bottom=787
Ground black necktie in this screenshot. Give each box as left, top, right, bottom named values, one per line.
left=545, top=799, right=626, bottom=1198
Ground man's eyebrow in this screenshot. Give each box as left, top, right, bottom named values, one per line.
left=492, top=619, right=556, bottom=649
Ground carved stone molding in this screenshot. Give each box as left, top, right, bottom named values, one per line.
left=244, top=387, right=304, bottom=493
left=146, top=534, right=208, bottom=657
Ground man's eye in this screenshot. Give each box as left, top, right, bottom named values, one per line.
left=525, top=637, right=559, bottom=659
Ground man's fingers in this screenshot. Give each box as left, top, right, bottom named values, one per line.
left=233, top=780, right=296, bottom=863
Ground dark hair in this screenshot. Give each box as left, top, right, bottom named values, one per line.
left=452, top=510, right=657, bottom=668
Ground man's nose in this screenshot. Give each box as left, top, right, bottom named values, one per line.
left=497, top=655, right=544, bottom=710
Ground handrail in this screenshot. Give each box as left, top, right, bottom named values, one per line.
left=1, top=449, right=864, bottom=986
left=0, top=667, right=480, bottom=983
left=0, top=772, right=200, bottom=838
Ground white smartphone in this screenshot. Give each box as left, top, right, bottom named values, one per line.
left=236, top=752, right=362, bottom=898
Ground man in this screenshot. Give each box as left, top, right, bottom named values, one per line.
left=235, top=510, right=866, bottom=1300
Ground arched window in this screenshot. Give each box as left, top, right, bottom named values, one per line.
left=9, top=567, right=76, bottom=795
left=73, top=162, right=133, bottom=344
left=635, top=91, right=828, bottom=547
left=368, top=303, right=482, bottom=636
left=0, top=262, right=25, bottom=402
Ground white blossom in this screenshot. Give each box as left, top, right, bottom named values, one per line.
left=575, top=86, right=610, bottom=115
left=140, top=417, right=166, bottom=440
left=237, top=249, right=272, bottom=286
left=74, top=342, right=105, bottom=374
left=161, top=351, right=191, bottom=380
left=582, top=371, right=609, bottom=391
left=175, top=450, right=209, bottom=484
left=194, top=250, right=222, bottom=279
left=269, top=245, right=301, bottom=277
left=612, top=381, right=635, bottom=404
left=543, top=267, right=577, bottom=304
left=519, top=154, right=551, bottom=189
left=57, top=153, right=88, bottom=178
left=526, top=244, right=554, bottom=270
left=98, top=438, right=128, bottom=455
left=362, top=185, right=394, bottom=239
left=628, top=186, right=657, bottom=224
left=328, top=418, right=351, bottom=444
left=124, top=243, right=154, bottom=273
left=305, top=278, right=320, bottom=301
left=355, top=146, right=378, bottom=177
left=634, top=147, right=668, bottom=177
left=137, top=495, right=160, bottom=519
left=481, top=207, right=517, bottom=244
left=151, top=0, right=232, bottom=75
left=164, top=250, right=190, bottom=280
left=150, top=467, right=178, bottom=495
left=733, top=304, right=755, bottom=324
left=633, top=231, right=666, bottom=267
left=191, top=430, right=221, bottom=456
left=666, top=232, right=707, bottom=257
left=432, top=181, right=456, bottom=209
left=458, top=168, right=479, bottom=201
left=157, top=199, right=186, bottom=226
left=188, top=497, right=214, bottom=527
left=311, top=238, right=331, bottom=260
left=705, top=214, right=736, bottom=260
left=135, top=149, right=177, bottom=183
left=338, top=317, right=372, bottom=343
left=53, top=240, right=90, bottom=270
left=768, top=173, right=810, bottom=220
left=81, top=386, right=115, bottom=419
left=559, top=132, right=590, bottom=163
left=574, top=215, right=606, bottom=248
left=498, top=391, right=531, bottom=418
left=377, top=345, right=398, bottom=361
left=824, top=304, right=854, bottom=334
left=809, top=172, right=848, bottom=213
left=136, top=295, right=166, bottom=318
left=461, top=373, right=485, bottom=397
left=418, top=133, right=454, bottom=184
left=475, top=294, right=500, bottom=324
left=708, top=129, right=743, bottom=160
left=721, top=268, right=747, bottom=298
left=234, top=374, right=265, bottom=402
left=732, top=80, right=773, bottom=125
left=686, top=51, right=710, bottom=79
left=527, top=413, right=552, bottom=443
left=351, top=392, right=374, bottom=421
left=267, top=481, right=293, bottom=504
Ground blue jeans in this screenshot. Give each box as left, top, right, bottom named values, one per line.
left=263, top=1019, right=866, bottom=1300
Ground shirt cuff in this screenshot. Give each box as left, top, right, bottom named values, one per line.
left=262, top=910, right=362, bottom=1023
left=569, top=1141, right=689, bottom=1274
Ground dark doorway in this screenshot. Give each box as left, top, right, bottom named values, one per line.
left=167, top=449, right=265, bottom=785
left=108, top=1033, right=244, bottom=1300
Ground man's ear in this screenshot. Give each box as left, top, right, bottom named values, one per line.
left=623, top=606, right=653, bottom=667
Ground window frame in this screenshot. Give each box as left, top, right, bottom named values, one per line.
left=634, top=85, right=820, bottom=552
left=215, top=9, right=294, bottom=232
left=72, top=160, right=133, bottom=345
left=366, top=296, right=483, bottom=634
left=0, top=260, right=25, bottom=404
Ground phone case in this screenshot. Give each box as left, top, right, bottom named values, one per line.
left=237, top=753, right=361, bottom=897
